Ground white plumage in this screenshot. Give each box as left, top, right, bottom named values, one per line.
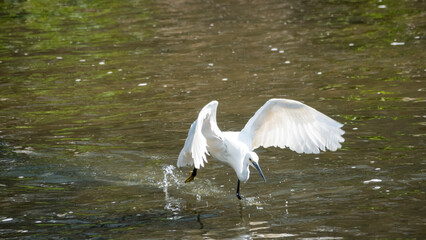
left=177, top=98, right=345, bottom=199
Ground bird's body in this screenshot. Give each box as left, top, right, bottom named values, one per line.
left=209, top=131, right=254, bottom=182
left=177, top=99, right=345, bottom=199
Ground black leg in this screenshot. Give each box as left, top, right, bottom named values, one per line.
left=185, top=167, right=197, bottom=183
left=236, top=180, right=242, bottom=200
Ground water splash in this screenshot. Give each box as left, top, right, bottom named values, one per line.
left=160, top=165, right=182, bottom=215
left=161, top=165, right=180, bottom=197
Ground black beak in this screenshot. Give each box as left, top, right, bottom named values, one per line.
left=252, top=161, right=266, bottom=182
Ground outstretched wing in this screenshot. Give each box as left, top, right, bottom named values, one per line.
left=177, top=101, right=223, bottom=169
left=239, top=98, right=344, bottom=154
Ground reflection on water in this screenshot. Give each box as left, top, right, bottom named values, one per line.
left=0, top=0, right=425, bottom=239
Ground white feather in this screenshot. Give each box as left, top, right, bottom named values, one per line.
left=239, top=98, right=345, bottom=153
left=177, top=101, right=223, bottom=169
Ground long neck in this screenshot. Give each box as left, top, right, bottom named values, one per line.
left=240, top=165, right=250, bottom=182
left=219, top=132, right=251, bottom=182
left=233, top=155, right=250, bottom=182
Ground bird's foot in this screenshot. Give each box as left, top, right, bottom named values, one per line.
left=236, top=192, right=243, bottom=200
left=185, top=168, right=197, bottom=183
left=185, top=172, right=195, bottom=183
left=185, top=175, right=195, bottom=183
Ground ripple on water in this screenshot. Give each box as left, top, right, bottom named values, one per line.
left=363, top=179, right=382, bottom=184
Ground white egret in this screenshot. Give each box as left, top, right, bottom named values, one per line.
left=177, top=99, right=345, bottom=199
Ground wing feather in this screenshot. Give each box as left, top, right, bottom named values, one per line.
left=177, top=101, right=223, bottom=169
left=239, top=99, right=344, bottom=154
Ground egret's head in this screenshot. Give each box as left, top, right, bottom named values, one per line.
left=246, top=152, right=266, bottom=182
